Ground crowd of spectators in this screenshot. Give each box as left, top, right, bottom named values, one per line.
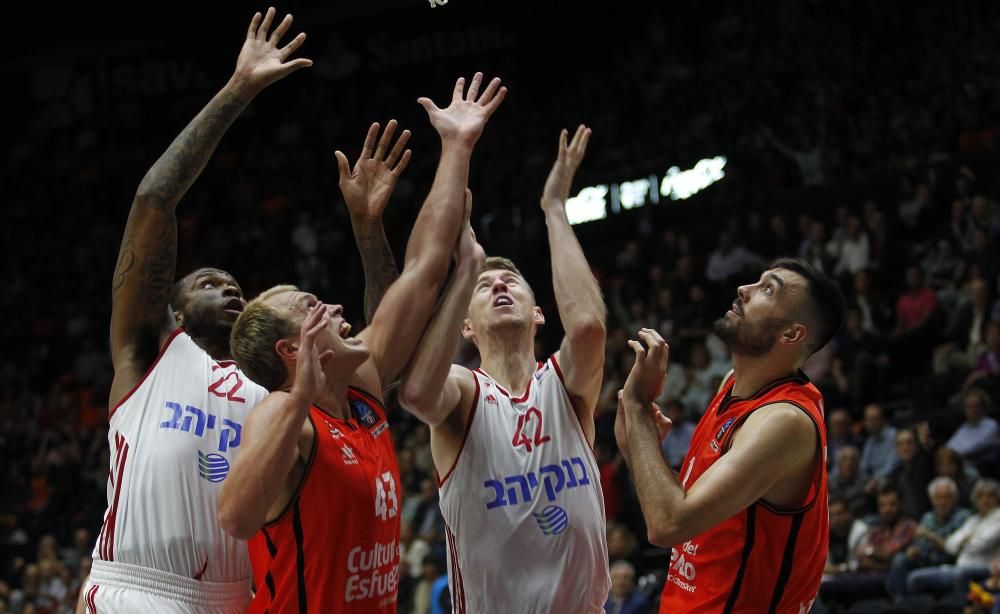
left=4, top=2, right=1000, bottom=613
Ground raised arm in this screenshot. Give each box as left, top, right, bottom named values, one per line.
left=357, top=73, right=507, bottom=389
left=109, top=8, right=312, bottom=402
left=219, top=302, right=332, bottom=539
left=335, top=121, right=411, bottom=323
left=545, top=126, right=607, bottom=442
left=399, top=191, right=484, bottom=426
left=615, top=329, right=817, bottom=547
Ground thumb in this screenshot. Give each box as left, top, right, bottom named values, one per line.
left=334, top=150, right=351, bottom=181
left=276, top=58, right=313, bottom=78
left=417, top=97, right=440, bottom=114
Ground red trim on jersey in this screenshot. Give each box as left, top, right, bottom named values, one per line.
left=437, top=372, right=480, bottom=487
left=472, top=367, right=533, bottom=403
left=550, top=353, right=565, bottom=382
left=264, top=414, right=320, bottom=527
left=109, top=327, right=185, bottom=419
left=549, top=354, right=598, bottom=458
left=86, top=583, right=99, bottom=613
left=101, top=441, right=129, bottom=561
left=446, top=525, right=466, bottom=614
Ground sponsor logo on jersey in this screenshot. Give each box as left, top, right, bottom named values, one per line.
left=325, top=421, right=344, bottom=439
left=341, top=444, right=359, bottom=465
left=344, top=538, right=400, bottom=604
left=197, top=450, right=230, bottom=482
left=533, top=505, right=569, bottom=535
left=351, top=399, right=380, bottom=428
left=715, top=417, right=735, bottom=442
left=534, top=363, right=549, bottom=381
left=709, top=439, right=720, bottom=453
left=483, top=456, right=591, bottom=510
left=485, top=394, right=498, bottom=406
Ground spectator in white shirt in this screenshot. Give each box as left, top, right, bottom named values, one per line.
left=946, top=388, right=1000, bottom=465
left=906, top=478, right=1000, bottom=595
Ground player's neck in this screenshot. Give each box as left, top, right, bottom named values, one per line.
left=729, top=354, right=800, bottom=398
left=314, top=376, right=353, bottom=421
left=478, top=345, right=536, bottom=397
left=192, top=335, right=232, bottom=362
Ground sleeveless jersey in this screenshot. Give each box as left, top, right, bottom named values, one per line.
left=95, top=328, right=268, bottom=582
left=248, top=388, right=401, bottom=614
left=660, top=372, right=829, bottom=614
left=438, top=356, right=611, bottom=614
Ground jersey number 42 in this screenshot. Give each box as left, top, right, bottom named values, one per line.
left=512, top=407, right=551, bottom=453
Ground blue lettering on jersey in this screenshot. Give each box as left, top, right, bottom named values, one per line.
left=483, top=456, right=591, bottom=510
left=533, top=505, right=569, bottom=536
left=159, top=401, right=242, bottom=452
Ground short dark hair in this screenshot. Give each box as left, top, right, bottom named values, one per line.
left=878, top=485, right=901, bottom=500
left=770, top=258, right=846, bottom=354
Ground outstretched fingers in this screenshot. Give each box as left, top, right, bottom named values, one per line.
left=570, top=124, right=591, bottom=153
left=257, top=7, right=277, bottom=41
left=247, top=12, right=262, bottom=40
left=391, top=149, right=412, bottom=176
left=279, top=32, right=308, bottom=60
left=478, top=76, right=502, bottom=105
left=385, top=128, right=411, bottom=167
left=374, top=120, right=398, bottom=161
left=268, top=13, right=294, bottom=46
left=482, top=85, right=507, bottom=115
left=451, top=77, right=467, bottom=102
left=360, top=123, right=380, bottom=161
left=334, top=150, right=351, bottom=182
left=465, top=72, right=484, bottom=101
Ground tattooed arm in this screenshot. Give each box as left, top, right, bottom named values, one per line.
left=109, top=8, right=312, bottom=408
left=335, top=121, right=412, bottom=323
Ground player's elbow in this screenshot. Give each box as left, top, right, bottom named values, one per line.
left=646, top=516, right=685, bottom=548
left=567, top=316, right=606, bottom=345
left=399, top=385, right=447, bottom=427
left=217, top=491, right=260, bottom=540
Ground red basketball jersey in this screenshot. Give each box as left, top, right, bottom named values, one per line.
left=660, top=372, right=828, bottom=614
left=248, top=387, right=401, bottom=614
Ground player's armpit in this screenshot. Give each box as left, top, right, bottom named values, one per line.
left=428, top=367, right=479, bottom=481
left=650, top=403, right=818, bottom=546
left=553, top=343, right=604, bottom=442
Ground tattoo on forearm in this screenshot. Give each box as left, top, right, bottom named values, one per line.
left=355, top=223, right=399, bottom=323
left=137, top=90, right=246, bottom=212
left=140, top=216, right=178, bottom=311
left=112, top=230, right=137, bottom=297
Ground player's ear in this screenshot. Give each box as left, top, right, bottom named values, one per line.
left=173, top=310, right=184, bottom=327
left=461, top=318, right=475, bottom=341
left=532, top=306, right=545, bottom=327
left=782, top=323, right=807, bottom=345
left=275, top=338, right=297, bottom=361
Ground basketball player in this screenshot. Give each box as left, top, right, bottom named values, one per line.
left=398, top=125, right=611, bottom=612
left=81, top=9, right=318, bottom=613
left=614, top=259, right=845, bottom=613
left=219, top=74, right=507, bottom=613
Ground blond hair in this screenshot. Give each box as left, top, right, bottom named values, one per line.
left=480, top=256, right=533, bottom=297
left=230, top=285, right=299, bottom=391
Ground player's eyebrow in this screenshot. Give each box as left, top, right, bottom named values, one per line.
left=763, top=271, right=786, bottom=290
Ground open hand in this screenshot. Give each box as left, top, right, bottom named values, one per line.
left=292, top=302, right=335, bottom=402
left=542, top=125, right=591, bottom=209
left=336, top=120, right=412, bottom=220
left=418, top=73, right=507, bottom=147
left=233, top=7, right=313, bottom=94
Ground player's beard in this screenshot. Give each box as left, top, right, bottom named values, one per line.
left=713, top=314, right=787, bottom=358
left=183, top=310, right=234, bottom=345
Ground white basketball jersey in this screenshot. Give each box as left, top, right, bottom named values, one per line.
left=438, top=356, right=611, bottom=614
left=94, top=329, right=268, bottom=583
